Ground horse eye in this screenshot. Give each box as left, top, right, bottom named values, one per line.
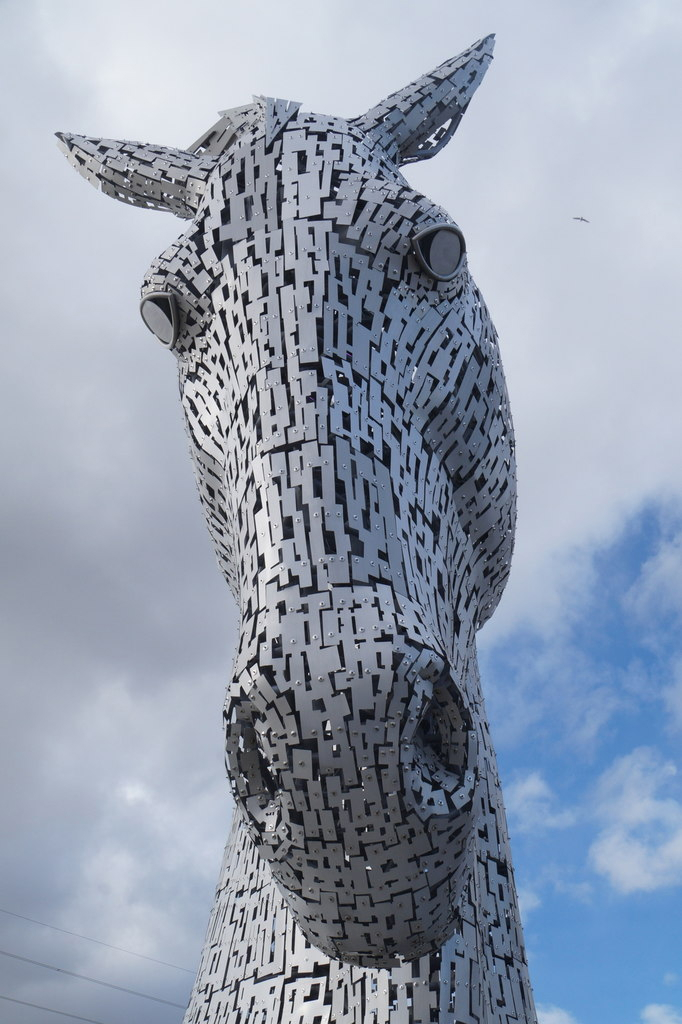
left=412, top=225, right=465, bottom=281
left=139, top=291, right=179, bottom=349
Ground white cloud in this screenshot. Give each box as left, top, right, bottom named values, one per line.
left=480, top=627, right=625, bottom=754
left=537, top=1004, right=580, bottom=1024
left=641, top=1005, right=682, bottom=1024
left=517, top=886, right=541, bottom=916
left=589, top=748, right=682, bottom=892
left=624, top=529, right=682, bottom=632
left=663, top=660, right=682, bottom=733
left=506, top=773, right=576, bottom=833
left=551, top=875, right=594, bottom=905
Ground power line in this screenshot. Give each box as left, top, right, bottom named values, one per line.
left=0, top=907, right=193, bottom=973
left=0, top=948, right=186, bottom=1009
left=0, top=993, right=112, bottom=1024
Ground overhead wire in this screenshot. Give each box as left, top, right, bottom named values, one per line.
left=0, top=993, right=112, bottom=1024
left=0, top=947, right=186, bottom=1009
left=0, top=907, right=193, bottom=972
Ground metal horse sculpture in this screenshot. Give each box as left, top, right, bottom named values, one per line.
left=59, top=35, right=537, bottom=1024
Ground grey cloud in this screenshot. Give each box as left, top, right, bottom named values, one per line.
left=2, top=0, right=682, bottom=1020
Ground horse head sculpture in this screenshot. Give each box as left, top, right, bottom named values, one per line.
left=58, top=34, right=523, bottom=988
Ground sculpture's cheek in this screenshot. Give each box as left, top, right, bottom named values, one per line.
left=180, top=375, right=230, bottom=469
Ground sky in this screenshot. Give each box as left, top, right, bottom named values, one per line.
left=1, top=0, right=681, bottom=1022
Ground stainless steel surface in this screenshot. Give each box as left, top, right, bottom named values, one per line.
left=59, top=33, right=537, bottom=1024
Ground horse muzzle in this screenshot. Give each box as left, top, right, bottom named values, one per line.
left=224, top=585, right=479, bottom=966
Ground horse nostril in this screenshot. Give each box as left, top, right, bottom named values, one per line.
left=224, top=705, right=278, bottom=809
left=415, top=681, right=472, bottom=780
left=417, top=706, right=448, bottom=762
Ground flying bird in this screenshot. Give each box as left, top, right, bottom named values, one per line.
left=573, top=216, right=590, bottom=223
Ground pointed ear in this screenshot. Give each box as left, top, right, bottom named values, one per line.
left=56, top=132, right=218, bottom=219
left=350, top=35, right=494, bottom=165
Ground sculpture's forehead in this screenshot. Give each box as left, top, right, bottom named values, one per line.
left=211, top=109, right=402, bottom=189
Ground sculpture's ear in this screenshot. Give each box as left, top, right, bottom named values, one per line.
left=56, top=133, right=218, bottom=220
left=351, top=35, right=494, bottom=166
